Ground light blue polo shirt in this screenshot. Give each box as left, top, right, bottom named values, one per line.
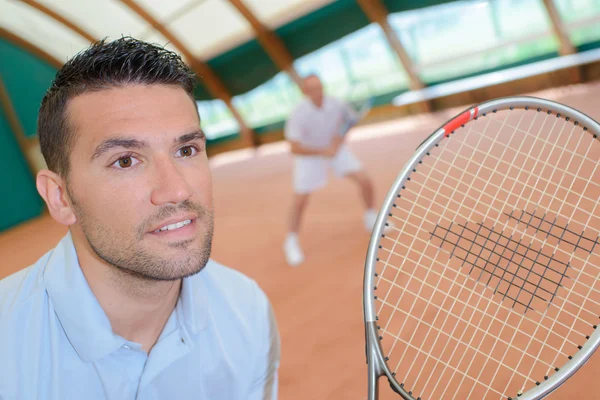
left=0, top=232, right=280, bottom=400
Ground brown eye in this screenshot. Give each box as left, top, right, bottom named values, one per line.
left=179, top=146, right=196, bottom=157
left=118, top=157, right=132, bottom=168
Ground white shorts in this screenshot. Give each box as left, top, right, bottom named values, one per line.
left=293, top=145, right=362, bottom=194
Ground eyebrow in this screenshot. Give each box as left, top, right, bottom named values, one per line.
left=176, top=130, right=206, bottom=146
left=91, top=130, right=206, bottom=161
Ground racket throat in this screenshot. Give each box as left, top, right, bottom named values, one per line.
left=366, top=321, right=384, bottom=400
left=366, top=321, right=415, bottom=399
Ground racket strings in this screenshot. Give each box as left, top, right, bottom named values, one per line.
left=376, top=268, right=585, bottom=376
left=501, top=120, right=599, bottom=166
left=386, top=119, right=596, bottom=356
left=431, top=221, right=569, bottom=307
left=374, top=108, right=600, bottom=399
left=376, top=270, right=578, bottom=362
left=400, top=152, right=600, bottom=280
left=444, top=114, right=598, bottom=399
left=378, top=111, right=520, bottom=384
left=458, top=114, right=599, bottom=397
left=427, top=147, right=600, bottom=211
left=533, top=121, right=600, bottom=387
left=382, top=114, right=511, bottom=395
left=376, top=117, right=467, bottom=361
left=379, top=225, right=599, bottom=333
left=384, top=199, right=600, bottom=302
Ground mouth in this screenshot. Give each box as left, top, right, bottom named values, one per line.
left=148, top=215, right=199, bottom=240
left=153, top=218, right=193, bottom=233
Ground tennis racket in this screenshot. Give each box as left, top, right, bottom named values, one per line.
left=339, top=96, right=374, bottom=136
left=363, top=96, right=600, bottom=399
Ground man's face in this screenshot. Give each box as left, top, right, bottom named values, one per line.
left=65, top=84, right=213, bottom=281
left=302, top=76, right=324, bottom=107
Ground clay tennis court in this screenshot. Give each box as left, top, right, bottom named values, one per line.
left=2, top=82, right=600, bottom=399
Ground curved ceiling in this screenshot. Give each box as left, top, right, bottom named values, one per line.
left=0, top=0, right=457, bottom=100
left=0, top=0, right=335, bottom=64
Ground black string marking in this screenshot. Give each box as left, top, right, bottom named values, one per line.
left=430, top=221, right=570, bottom=313
left=505, top=209, right=600, bottom=253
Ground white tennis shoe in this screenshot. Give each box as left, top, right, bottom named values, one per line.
left=364, top=209, right=394, bottom=234
left=284, top=234, right=304, bottom=267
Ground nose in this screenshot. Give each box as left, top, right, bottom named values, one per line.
left=150, top=157, right=193, bottom=206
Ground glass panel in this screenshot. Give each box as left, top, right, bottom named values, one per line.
left=168, top=0, right=253, bottom=60
left=389, top=0, right=559, bottom=84
left=36, top=0, right=151, bottom=41
left=293, top=23, right=408, bottom=103
left=420, top=37, right=558, bottom=83
left=233, top=72, right=300, bottom=128
left=136, top=0, right=199, bottom=21
left=243, top=0, right=335, bottom=29
left=0, top=0, right=91, bottom=62
left=555, top=0, right=600, bottom=23
left=197, top=100, right=239, bottom=140
left=556, top=0, right=600, bottom=46
left=338, top=24, right=409, bottom=99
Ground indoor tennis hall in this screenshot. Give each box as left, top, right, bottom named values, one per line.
left=2, top=1, right=600, bottom=399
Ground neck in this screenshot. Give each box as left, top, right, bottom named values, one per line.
left=72, top=230, right=181, bottom=352
left=309, top=97, right=323, bottom=108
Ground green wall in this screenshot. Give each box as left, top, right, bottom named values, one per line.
left=0, top=106, right=44, bottom=231
left=0, top=40, right=57, bottom=137
left=0, top=39, right=54, bottom=232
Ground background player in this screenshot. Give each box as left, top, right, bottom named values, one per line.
left=283, top=74, right=379, bottom=267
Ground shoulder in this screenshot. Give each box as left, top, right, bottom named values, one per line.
left=325, top=96, right=347, bottom=109
left=0, top=251, right=52, bottom=321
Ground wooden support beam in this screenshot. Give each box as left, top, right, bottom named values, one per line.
left=356, top=0, right=425, bottom=91
left=541, top=0, right=581, bottom=83
left=542, top=0, right=576, bottom=56
left=20, top=0, right=97, bottom=43
left=0, top=27, right=62, bottom=69
left=227, top=0, right=302, bottom=86
left=0, top=72, right=44, bottom=177
left=119, top=0, right=256, bottom=147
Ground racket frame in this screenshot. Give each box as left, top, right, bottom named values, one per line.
left=340, top=97, right=374, bottom=136
left=363, top=96, right=600, bottom=400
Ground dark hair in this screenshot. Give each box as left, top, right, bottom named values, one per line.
left=38, top=36, right=197, bottom=177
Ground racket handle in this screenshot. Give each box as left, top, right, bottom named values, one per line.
left=339, top=119, right=356, bottom=137
left=367, top=355, right=380, bottom=400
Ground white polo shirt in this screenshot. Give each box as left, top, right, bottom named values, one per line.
left=284, top=96, right=356, bottom=150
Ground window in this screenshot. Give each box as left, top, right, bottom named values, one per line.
left=197, top=100, right=238, bottom=141
left=232, top=72, right=301, bottom=128
left=389, top=0, right=559, bottom=84
left=555, top=0, right=600, bottom=47
left=200, top=22, right=409, bottom=139
left=294, top=23, right=409, bottom=102
left=199, top=0, right=600, bottom=141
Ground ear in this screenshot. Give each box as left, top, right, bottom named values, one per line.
left=36, top=170, right=77, bottom=226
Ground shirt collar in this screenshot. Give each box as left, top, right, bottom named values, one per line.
left=306, top=95, right=330, bottom=111
left=176, top=266, right=209, bottom=338
left=44, top=232, right=209, bottom=362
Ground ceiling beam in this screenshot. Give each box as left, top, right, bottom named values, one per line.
left=227, top=0, right=301, bottom=86
left=0, top=27, right=62, bottom=69
left=20, top=0, right=97, bottom=43
left=118, top=0, right=255, bottom=146
left=356, top=0, right=425, bottom=91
